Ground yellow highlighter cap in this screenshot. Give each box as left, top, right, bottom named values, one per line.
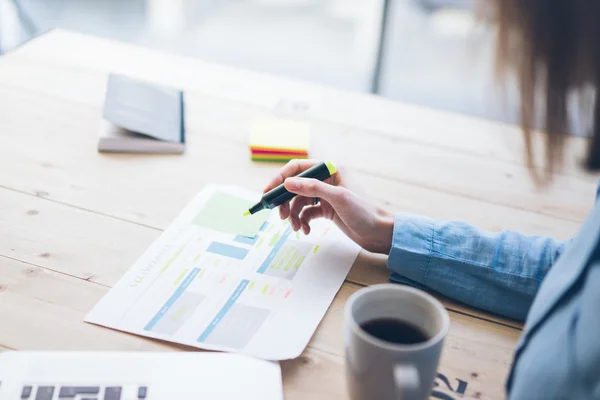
left=325, top=160, right=337, bottom=176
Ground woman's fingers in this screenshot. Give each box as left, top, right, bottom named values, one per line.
left=264, top=159, right=346, bottom=223
left=288, top=196, right=313, bottom=230
left=263, top=159, right=321, bottom=193
left=279, top=201, right=291, bottom=220
left=264, top=160, right=321, bottom=220
left=298, top=204, right=328, bottom=234
left=284, top=178, right=349, bottom=210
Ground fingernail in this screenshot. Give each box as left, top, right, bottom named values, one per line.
left=286, top=178, right=301, bottom=190
left=292, top=219, right=300, bottom=231
left=302, top=224, right=309, bottom=235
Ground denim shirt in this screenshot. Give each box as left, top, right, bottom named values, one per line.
left=388, top=189, right=600, bottom=399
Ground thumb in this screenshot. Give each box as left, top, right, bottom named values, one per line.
left=284, top=177, right=346, bottom=207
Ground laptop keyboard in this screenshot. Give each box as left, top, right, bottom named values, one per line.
left=18, top=384, right=148, bottom=399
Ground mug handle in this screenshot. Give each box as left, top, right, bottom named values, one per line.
left=394, top=364, right=421, bottom=400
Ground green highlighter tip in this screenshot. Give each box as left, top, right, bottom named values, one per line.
left=243, top=210, right=250, bottom=216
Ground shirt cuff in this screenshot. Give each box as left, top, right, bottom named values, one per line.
left=387, top=212, right=435, bottom=287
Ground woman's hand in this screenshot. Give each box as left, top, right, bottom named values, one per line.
left=263, top=159, right=394, bottom=254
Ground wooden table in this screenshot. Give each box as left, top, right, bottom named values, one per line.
left=0, top=29, right=595, bottom=400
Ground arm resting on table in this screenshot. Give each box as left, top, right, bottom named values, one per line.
left=387, top=213, right=571, bottom=321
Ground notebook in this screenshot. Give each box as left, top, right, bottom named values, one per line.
left=249, top=117, right=309, bottom=162
left=98, top=74, right=185, bottom=154
left=0, top=351, right=283, bottom=400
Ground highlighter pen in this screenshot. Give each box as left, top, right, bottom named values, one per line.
left=244, top=160, right=338, bottom=215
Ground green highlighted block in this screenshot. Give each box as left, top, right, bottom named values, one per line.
left=269, top=232, right=281, bottom=247
left=193, top=190, right=269, bottom=237
left=285, top=251, right=299, bottom=272
left=294, top=256, right=305, bottom=269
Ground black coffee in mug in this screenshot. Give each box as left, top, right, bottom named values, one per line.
left=360, top=318, right=430, bottom=345
left=346, top=285, right=450, bottom=399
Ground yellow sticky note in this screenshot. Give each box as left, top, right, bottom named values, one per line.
left=250, top=117, right=310, bottom=153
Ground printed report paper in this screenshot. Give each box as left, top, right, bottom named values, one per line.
left=85, top=184, right=360, bottom=360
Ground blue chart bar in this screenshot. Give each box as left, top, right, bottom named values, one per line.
left=198, top=279, right=249, bottom=342
left=233, top=235, right=258, bottom=245
left=206, top=242, right=249, bottom=260
left=145, top=268, right=200, bottom=331
left=257, top=226, right=292, bottom=273
left=259, top=222, right=269, bottom=231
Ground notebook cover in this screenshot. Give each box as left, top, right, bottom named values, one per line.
left=103, top=73, right=184, bottom=144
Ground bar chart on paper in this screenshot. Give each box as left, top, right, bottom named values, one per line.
left=207, top=242, right=249, bottom=260
left=85, top=184, right=361, bottom=360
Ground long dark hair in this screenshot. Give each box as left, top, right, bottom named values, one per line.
left=494, top=1, right=600, bottom=180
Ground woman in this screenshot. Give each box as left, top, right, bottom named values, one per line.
left=264, top=1, right=600, bottom=399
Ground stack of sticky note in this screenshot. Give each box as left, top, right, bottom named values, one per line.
left=249, top=116, right=310, bottom=162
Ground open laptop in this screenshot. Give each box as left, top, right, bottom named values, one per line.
left=0, top=351, right=283, bottom=400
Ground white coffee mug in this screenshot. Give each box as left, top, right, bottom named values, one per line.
left=344, top=284, right=450, bottom=400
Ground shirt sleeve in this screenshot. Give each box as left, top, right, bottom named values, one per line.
left=387, top=213, right=571, bottom=321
